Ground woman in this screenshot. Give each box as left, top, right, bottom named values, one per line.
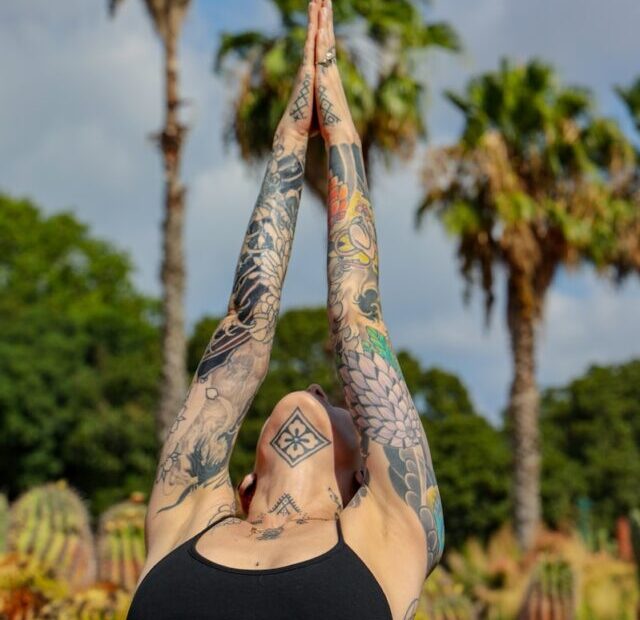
left=128, top=2, right=444, bottom=618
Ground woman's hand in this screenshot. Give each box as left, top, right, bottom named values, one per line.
left=315, top=0, right=360, bottom=145
left=276, top=0, right=321, bottom=145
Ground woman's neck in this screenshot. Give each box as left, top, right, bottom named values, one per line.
left=246, top=480, right=342, bottom=527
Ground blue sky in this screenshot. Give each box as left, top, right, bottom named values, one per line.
left=1, top=0, right=639, bottom=421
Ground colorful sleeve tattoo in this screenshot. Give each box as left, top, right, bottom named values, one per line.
left=327, top=143, right=445, bottom=574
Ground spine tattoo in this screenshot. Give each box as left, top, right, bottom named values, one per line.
left=154, top=135, right=306, bottom=514
left=327, top=144, right=445, bottom=572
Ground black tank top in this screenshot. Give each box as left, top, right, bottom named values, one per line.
left=127, top=516, right=392, bottom=620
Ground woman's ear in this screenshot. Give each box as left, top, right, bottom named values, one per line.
left=238, top=473, right=257, bottom=515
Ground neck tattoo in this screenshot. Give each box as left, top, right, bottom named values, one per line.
left=248, top=513, right=336, bottom=541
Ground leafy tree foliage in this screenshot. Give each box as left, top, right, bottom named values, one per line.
left=0, top=195, right=161, bottom=514
left=541, top=361, right=640, bottom=531
left=616, top=77, right=640, bottom=134
left=400, top=353, right=510, bottom=548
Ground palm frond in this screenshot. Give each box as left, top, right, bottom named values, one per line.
left=420, top=58, right=640, bottom=318
left=421, top=22, right=462, bottom=52
left=215, top=32, right=271, bottom=73
left=615, top=78, right=640, bottom=133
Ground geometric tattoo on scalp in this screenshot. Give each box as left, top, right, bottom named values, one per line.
left=269, top=408, right=331, bottom=467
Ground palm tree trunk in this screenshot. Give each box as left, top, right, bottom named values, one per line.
left=157, top=29, right=187, bottom=440
left=507, top=278, right=541, bottom=550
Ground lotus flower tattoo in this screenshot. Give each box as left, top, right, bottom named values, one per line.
left=340, top=350, right=423, bottom=449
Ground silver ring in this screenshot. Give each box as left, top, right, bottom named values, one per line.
left=317, top=50, right=336, bottom=67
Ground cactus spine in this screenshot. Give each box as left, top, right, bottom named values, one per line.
left=97, top=492, right=147, bottom=591
left=7, top=481, right=97, bottom=591
left=518, top=558, right=574, bottom=620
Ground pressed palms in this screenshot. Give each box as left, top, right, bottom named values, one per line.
left=109, top=0, right=192, bottom=439
left=419, top=59, right=640, bottom=549
left=215, top=0, right=459, bottom=200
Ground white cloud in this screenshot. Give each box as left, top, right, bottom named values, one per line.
left=540, top=275, right=640, bottom=382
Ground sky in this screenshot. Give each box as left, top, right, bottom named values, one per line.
left=1, top=0, right=639, bottom=422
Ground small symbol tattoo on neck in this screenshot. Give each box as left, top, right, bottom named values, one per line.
left=269, top=493, right=302, bottom=516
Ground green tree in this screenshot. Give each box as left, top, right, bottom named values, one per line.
left=0, top=195, right=161, bottom=514
left=109, top=0, right=193, bottom=439
left=418, top=59, right=640, bottom=549
left=399, top=355, right=511, bottom=548
left=541, top=361, right=640, bottom=531
left=616, top=77, right=640, bottom=133
left=615, top=77, right=640, bottom=245
left=215, top=0, right=459, bottom=201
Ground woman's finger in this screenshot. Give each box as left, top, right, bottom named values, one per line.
left=326, top=0, right=336, bottom=47
left=317, top=2, right=332, bottom=58
left=325, top=0, right=349, bottom=110
left=304, top=1, right=319, bottom=66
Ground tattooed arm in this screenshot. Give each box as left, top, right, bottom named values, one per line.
left=315, top=1, right=444, bottom=580
left=144, top=1, right=320, bottom=557
left=327, top=143, right=444, bottom=575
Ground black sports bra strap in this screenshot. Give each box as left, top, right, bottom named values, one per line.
left=194, top=513, right=237, bottom=543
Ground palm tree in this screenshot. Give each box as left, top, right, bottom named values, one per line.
left=109, top=0, right=192, bottom=439
left=215, top=0, right=460, bottom=201
left=418, top=59, right=640, bottom=550
left=616, top=77, right=640, bottom=134
left=616, top=78, right=640, bottom=207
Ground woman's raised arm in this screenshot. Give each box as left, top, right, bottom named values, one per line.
left=316, top=0, right=444, bottom=577
left=145, top=1, right=320, bottom=556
